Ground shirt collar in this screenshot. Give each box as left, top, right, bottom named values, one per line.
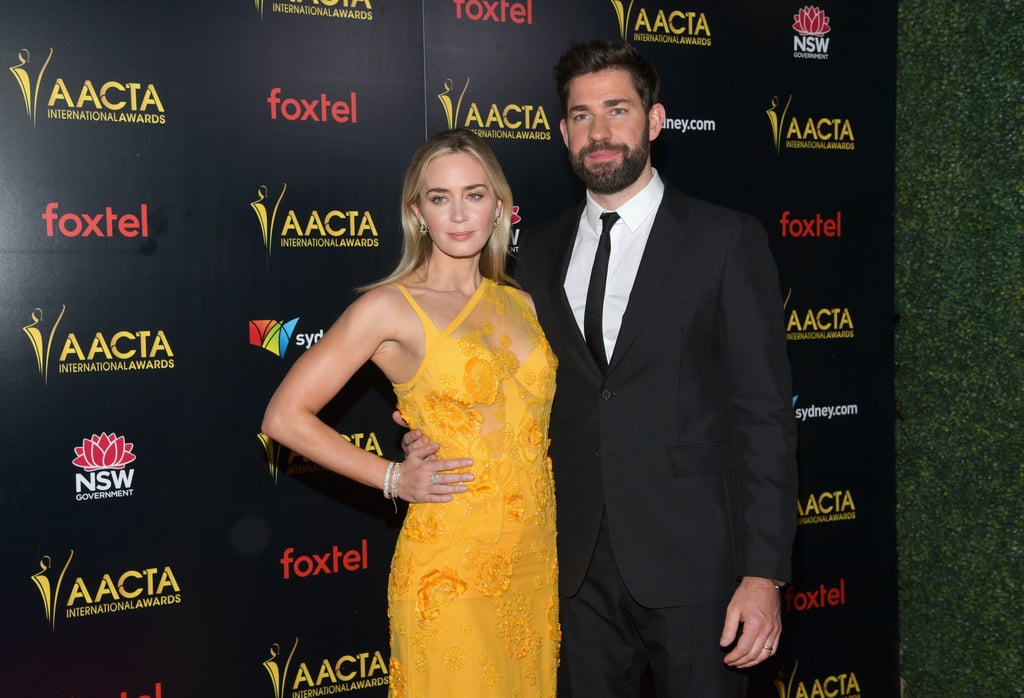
left=584, top=169, right=665, bottom=235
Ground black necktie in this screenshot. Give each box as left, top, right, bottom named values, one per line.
left=584, top=211, right=619, bottom=371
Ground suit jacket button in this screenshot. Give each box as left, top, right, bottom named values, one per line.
left=601, top=389, right=612, bottom=400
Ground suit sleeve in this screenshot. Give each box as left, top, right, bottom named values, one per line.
left=720, top=215, right=798, bottom=582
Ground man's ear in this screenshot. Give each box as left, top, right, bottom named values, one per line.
left=648, top=103, right=666, bottom=141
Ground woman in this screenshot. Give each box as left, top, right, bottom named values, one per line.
left=261, top=129, right=559, bottom=697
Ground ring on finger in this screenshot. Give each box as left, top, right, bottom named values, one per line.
left=431, top=472, right=441, bottom=486
left=762, top=644, right=773, bottom=651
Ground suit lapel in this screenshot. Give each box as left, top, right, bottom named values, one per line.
left=607, top=188, right=691, bottom=373
left=540, top=205, right=604, bottom=378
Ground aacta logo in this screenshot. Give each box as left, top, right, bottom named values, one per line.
left=437, top=78, right=551, bottom=141
left=255, top=0, right=374, bottom=22
left=43, top=202, right=150, bottom=239
left=775, top=662, right=862, bottom=698
left=611, top=1, right=711, bottom=46
left=31, top=550, right=183, bottom=629
left=797, top=489, right=857, bottom=525
left=792, top=5, right=832, bottom=59
left=258, top=432, right=384, bottom=483
left=779, top=210, right=842, bottom=238
left=766, top=94, right=854, bottom=153
left=784, top=578, right=847, bottom=613
left=73, top=432, right=137, bottom=502
left=280, top=541, right=369, bottom=579
left=23, top=306, right=176, bottom=382
left=267, top=87, right=357, bottom=124
left=251, top=184, right=380, bottom=261
left=263, top=638, right=390, bottom=697
left=10, top=48, right=166, bottom=126
left=453, top=0, right=533, bottom=24
left=783, top=289, right=854, bottom=341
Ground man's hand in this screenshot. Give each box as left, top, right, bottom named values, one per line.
left=720, top=576, right=782, bottom=668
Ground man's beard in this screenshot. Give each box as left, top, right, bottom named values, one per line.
left=570, top=139, right=649, bottom=194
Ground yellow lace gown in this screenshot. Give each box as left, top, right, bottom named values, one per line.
left=387, top=278, right=559, bottom=697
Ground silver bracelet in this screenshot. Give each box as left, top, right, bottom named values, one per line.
left=388, top=462, right=402, bottom=513
left=382, top=461, right=397, bottom=500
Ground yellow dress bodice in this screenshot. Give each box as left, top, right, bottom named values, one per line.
left=386, top=278, right=559, bottom=697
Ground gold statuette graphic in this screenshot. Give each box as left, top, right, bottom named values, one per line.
left=251, top=184, right=287, bottom=265
left=438, top=78, right=470, bottom=131
left=9, top=48, right=53, bottom=127
left=23, top=305, right=65, bottom=385
left=766, top=95, right=792, bottom=154
left=263, top=638, right=298, bottom=698
left=258, top=432, right=282, bottom=484
left=31, top=551, right=73, bottom=631
left=610, top=0, right=635, bottom=41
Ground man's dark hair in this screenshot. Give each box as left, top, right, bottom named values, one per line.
left=553, top=40, right=661, bottom=115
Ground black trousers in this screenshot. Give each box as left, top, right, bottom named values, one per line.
left=558, top=514, right=748, bottom=698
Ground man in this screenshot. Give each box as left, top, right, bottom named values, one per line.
left=514, top=40, right=798, bottom=697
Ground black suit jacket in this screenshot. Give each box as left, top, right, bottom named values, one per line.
left=518, top=183, right=798, bottom=607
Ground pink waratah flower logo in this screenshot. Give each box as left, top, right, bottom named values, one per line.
left=793, top=6, right=831, bottom=36
left=72, top=432, right=137, bottom=471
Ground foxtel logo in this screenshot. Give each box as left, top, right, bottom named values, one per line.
left=267, top=87, right=357, bottom=123
left=43, top=202, right=149, bottom=238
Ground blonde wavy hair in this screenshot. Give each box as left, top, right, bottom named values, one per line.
left=361, top=129, right=516, bottom=291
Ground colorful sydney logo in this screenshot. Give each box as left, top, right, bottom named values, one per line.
left=250, top=318, right=299, bottom=358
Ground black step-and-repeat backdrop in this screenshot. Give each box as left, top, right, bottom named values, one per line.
left=1, top=2, right=896, bottom=697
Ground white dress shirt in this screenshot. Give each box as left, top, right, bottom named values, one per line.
left=564, top=170, right=665, bottom=362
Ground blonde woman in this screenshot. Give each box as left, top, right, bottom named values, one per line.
left=262, top=129, right=559, bottom=697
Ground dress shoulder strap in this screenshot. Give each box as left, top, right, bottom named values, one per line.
left=391, top=283, right=440, bottom=347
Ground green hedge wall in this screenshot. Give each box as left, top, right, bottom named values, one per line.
left=895, top=1, right=1023, bottom=696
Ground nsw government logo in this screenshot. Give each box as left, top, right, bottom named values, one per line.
left=73, top=432, right=137, bottom=502
left=792, top=5, right=832, bottom=60
left=508, top=205, right=522, bottom=254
